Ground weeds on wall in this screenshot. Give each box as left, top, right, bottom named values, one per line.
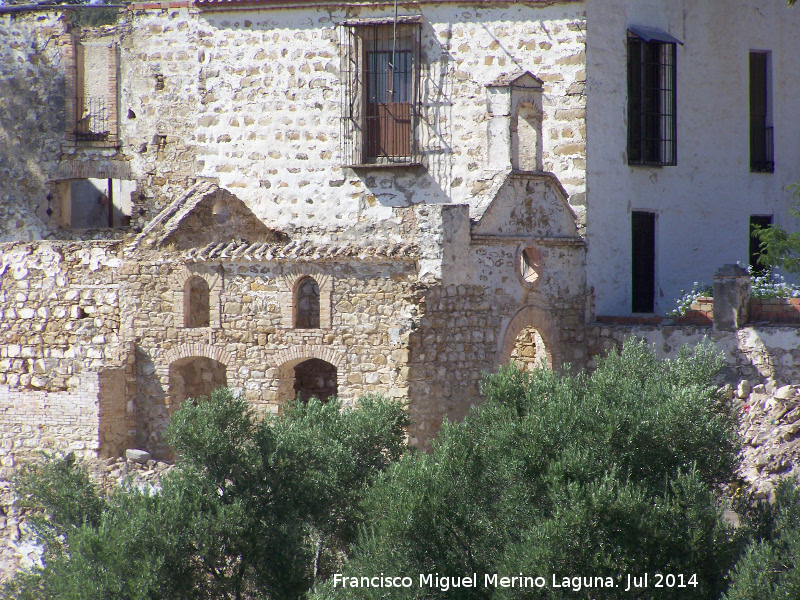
left=70, top=6, right=122, bottom=28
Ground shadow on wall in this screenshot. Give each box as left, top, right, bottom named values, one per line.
left=0, top=24, right=67, bottom=240
left=277, top=356, right=342, bottom=405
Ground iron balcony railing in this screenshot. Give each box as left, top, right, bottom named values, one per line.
left=750, top=121, right=774, bottom=173
left=75, top=96, right=114, bottom=142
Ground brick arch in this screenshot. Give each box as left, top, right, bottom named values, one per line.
left=280, top=265, right=332, bottom=297
left=173, top=266, right=222, bottom=329
left=498, top=305, right=559, bottom=369
left=275, top=346, right=347, bottom=403
left=273, top=345, right=345, bottom=369
left=157, top=343, right=233, bottom=378
left=277, top=266, right=332, bottom=329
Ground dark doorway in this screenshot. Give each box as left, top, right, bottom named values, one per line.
left=750, top=215, right=773, bottom=275
left=293, top=359, right=337, bottom=403
left=631, top=211, right=656, bottom=313
left=168, top=357, right=227, bottom=412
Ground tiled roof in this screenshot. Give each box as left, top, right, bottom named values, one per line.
left=129, top=181, right=217, bottom=252
left=185, top=239, right=418, bottom=262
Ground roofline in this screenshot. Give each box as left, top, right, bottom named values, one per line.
left=0, top=3, right=126, bottom=15
left=191, top=0, right=582, bottom=12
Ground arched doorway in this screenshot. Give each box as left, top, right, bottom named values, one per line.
left=499, top=306, right=557, bottom=370
left=293, top=358, right=337, bottom=402
left=509, top=326, right=549, bottom=371
left=168, top=356, right=227, bottom=412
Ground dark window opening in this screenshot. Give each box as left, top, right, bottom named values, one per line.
left=627, top=37, right=676, bottom=166
left=340, top=20, right=421, bottom=166
left=294, top=276, right=320, bottom=329
left=294, top=359, right=337, bottom=403
left=632, top=211, right=656, bottom=313
left=750, top=52, right=774, bottom=173
left=749, top=215, right=773, bottom=274
left=59, top=178, right=133, bottom=228
left=185, top=276, right=210, bottom=328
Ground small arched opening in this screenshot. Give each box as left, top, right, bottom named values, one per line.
left=293, top=358, right=337, bottom=402
left=509, top=326, right=550, bottom=372
left=168, top=356, right=227, bottom=413
left=294, top=276, right=320, bottom=329
left=499, top=306, right=558, bottom=370
left=184, top=276, right=210, bottom=328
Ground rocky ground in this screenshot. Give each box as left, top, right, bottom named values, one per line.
left=0, top=449, right=173, bottom=576
left=730, top=379, right=800, bottom=501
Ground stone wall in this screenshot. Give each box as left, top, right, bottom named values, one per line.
left=587, top=323, right=800, bottom=386
left=0, top=3, right=591, bottom=459
left=112, top=248, right=419, bottom=456
left=0, top=242, right=126, bottom=391
left=1, top=2, right=588, bottom=243
left=0, top=11, right=70, bottom=242
left=0, top=242, right=135, bottom=459
left=117, top=2, right=587, bottom=234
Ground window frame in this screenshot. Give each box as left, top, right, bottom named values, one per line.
left=294, top=276, right=321, bottom=330
left=749, top=51, right=774, bottom=173
left=66, top=37, right=120, bottom=148
left=339, top=18, right=422, bottom=168
left=627, top=30, right=678, bottom=167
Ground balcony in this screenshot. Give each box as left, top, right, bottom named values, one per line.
left=74, top=96, right=117, bottom=144
left=750, top=121, right=774, bottom=173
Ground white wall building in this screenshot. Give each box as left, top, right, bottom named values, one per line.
left=585, top=0, right=800, bottom=316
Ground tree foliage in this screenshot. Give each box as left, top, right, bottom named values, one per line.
left=6, top=341, right=798, bottom=599
left=753, top=185, right=800, bottom=275
left=1, top=388, right=410, bottom=600
left=311, top=339, right=741, bottom=600
left=723, top=478, right=800, bottom=599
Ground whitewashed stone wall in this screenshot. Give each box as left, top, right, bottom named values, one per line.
left=117, top=1, right=587, bottom=236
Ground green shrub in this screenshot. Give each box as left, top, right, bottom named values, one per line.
left=2, top=388, right=410, bottom=600
left=311, top=339, right=740, bottom=600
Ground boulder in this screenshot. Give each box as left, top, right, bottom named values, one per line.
left=125, top=449, right=151, bottom=464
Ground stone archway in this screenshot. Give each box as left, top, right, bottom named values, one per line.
left=274, top=346, right=346, bottom=404
left=293, top=358, right=337, bottom=402
left=508, top=326, right=549, bottom=371
left=499, top=305, right=558, bottom=369
left=168, top=356, right=227, bottom=413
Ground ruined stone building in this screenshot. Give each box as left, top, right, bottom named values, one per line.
left=0, top=0, right=798, bottom=459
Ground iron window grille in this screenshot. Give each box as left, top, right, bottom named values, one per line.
left=749, top=52, right=774, bottom=173
left=75, top=96, right=113, bottom=142
left=340, top=18, right=422, bottom=167
left=627, top=35, right=677, bottom=167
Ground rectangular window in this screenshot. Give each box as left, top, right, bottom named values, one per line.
left=749, top=215, right=772, bottom=274
left=627, top=33, right=677, bottom=166
left=750, top=52, right=774, bottom=173
left=57, top=178, right=134, bottom=229
left=69, top=39, right=119, bottom=146
left=631, top=211, right=656, bottom=313
left=340, top=19, right=421, bottom=166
